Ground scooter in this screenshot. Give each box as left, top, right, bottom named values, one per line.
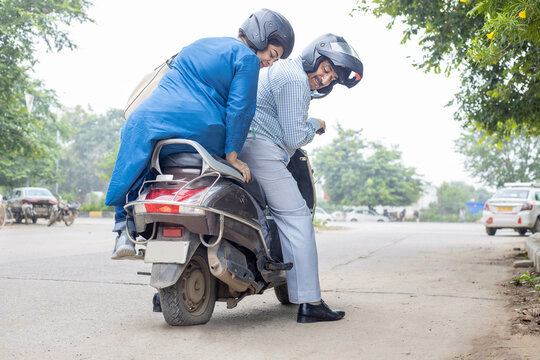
left=124, top=139, right=317, bottom=326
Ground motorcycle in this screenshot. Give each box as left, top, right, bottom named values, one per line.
left=124, top=139, right=317, bottom=326
left=47, top=199, right=80, bottom=227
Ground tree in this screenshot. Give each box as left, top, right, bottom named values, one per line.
left=0, top=0, right=92, bottom=175
left=0, top=84, right=69, bottom=187
left=312, top=125, right=366, bottom=205
left=421, top=181, right=490, bottom=221
left=312, top=125, right=423, bottom=207
left=57, top=107, right=123, bottom=199
left=455, top=128, right=540, bottom=187
left=355, top=0, right=539, bottom=137
left=98, top=143, right=119, bottom=183
left=436, top=181, right=476, bottom=215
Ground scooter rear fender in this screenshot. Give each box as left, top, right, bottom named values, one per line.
left=149, top=233, right=201, bottom=289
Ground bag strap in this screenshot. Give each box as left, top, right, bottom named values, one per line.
left=159, top=52, right=178, bottom=70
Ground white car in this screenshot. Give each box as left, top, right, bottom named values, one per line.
left=482, top=183, right=540, bottom=236
left=346, top=209, right=388, bottom=222
left=314, top=207, right=332, bottom=223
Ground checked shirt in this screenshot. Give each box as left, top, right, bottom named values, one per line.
left=250, top=56, right=320, bottom=156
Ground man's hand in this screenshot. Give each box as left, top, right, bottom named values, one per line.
left=316, top=119, right=326, bottom=135
left=226, top=151, right=251, bottom=182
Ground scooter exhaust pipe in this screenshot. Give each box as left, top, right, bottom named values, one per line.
left=207, top=240, right=255, bottom=295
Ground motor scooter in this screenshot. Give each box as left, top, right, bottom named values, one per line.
left=47, top=199, right=80, bottom=226
left=124, top=139, right=317, bottom=326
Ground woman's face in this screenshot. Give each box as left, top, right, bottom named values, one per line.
left=256, top=44, right=284, bottom=68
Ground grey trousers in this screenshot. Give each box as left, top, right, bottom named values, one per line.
left=239, top=136, right=321, bottom=304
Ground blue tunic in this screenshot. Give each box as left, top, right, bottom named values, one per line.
left=105, top=37, right=260, bottom=206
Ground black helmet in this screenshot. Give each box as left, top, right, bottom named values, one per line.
left=239, top=9, right=295, bottom=59
left=302, top=33, right=363, bottom=97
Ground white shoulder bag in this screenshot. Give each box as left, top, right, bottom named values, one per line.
left=123, top=53, right=178, bottom=120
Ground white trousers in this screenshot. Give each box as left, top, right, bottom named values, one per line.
left=239, top=136, right=321, bottom=303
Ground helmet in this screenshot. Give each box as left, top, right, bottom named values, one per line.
left=239, top=9, right=295, bottom=59
left=301, top=34, right=363, bottom=97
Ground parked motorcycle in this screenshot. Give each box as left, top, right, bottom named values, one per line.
left=124, top=139, right=316, bottom=326
left=47, top=199, right=80, bottom=227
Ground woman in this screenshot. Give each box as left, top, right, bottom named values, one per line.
left=105, top=9, right=295, bottom=259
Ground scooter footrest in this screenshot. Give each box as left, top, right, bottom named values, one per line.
left=264, top=261, right=293, bottom=271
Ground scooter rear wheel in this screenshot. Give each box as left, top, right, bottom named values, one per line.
left=159, top=247, right=216, bottom=326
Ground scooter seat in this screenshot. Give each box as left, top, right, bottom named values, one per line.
left=160, top=152, right=203, bottom=168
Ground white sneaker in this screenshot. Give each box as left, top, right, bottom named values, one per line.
left=111, top=231, right=136, bottom=259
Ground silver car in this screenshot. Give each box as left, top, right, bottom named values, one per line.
left=482, top=183, right=540, bottom=236
left=6, top=187, right=57, bottom=224
left=346, top=209, right=389, bottom=222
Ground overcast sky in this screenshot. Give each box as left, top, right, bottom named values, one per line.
left=33, top=0, right=477, bottom=187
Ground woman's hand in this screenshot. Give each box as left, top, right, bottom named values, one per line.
left=226, top=151, right=251, bottom=182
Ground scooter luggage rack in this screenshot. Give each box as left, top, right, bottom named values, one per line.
left=123, top=139, right=272, bottom=259
left=124, top=199, right=271, bottom=258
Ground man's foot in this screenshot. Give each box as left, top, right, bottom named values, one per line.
left=111, top=231, right=136, bottom=259
left=297, top=300, right=345, bottom=323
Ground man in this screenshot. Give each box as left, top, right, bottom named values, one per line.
left=239, top=33, right=363, bottom=323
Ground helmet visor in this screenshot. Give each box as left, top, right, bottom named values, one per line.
left=329, top=42, right=360, bottom=59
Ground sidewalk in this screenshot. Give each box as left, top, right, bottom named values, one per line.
left=525, top=232, right=540, bottom=272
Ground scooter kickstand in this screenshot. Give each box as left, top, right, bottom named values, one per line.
left=226, top=292, right=248, bottom=309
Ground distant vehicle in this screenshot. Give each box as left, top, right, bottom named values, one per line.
left=314, top=207, right=332, bottom=223
left=47, top=198, right=80, bottom=227
left=482, top=183, right=540, bottom=236
left=331, top=211, right=347, bottom=222
left=346, top=209, right=389, bottom=222
left=6, top=187, right=57, bottom=224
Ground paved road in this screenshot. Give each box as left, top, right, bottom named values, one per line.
left=0, top=219, right=538, bottom=359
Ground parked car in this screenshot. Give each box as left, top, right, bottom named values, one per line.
left=482, top=182, right=540, bottom=236
left=314, top=207, right=332, bottom=223
left=6, top=187, right=57, bottom=224
left=331, top=210, right=347, bottom=222
left=346, top=209, right=389, bottom=222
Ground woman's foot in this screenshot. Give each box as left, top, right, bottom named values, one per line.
left=111, top=231, right=136, bottom=259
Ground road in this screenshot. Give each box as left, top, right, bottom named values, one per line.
left=0, top=219, right=538, bottom=359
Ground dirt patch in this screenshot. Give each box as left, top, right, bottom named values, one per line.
left=503, top=249, right=540, bottom=336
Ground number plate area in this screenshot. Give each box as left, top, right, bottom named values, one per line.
left=144, top=241, right=189, bottom=264
left=498, top=206, right=513, bottom=212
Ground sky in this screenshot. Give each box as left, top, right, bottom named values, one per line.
left=33, top=0, right=478, bottom=188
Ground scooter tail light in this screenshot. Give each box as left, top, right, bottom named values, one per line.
left=163, top=226, right=183, bottom=237
left=144, top=187, right=207, bottom=214
left=144, top=204, right=179, bottom=214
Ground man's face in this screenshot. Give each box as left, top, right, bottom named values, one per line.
left=307, top=59, right=339, bottom=90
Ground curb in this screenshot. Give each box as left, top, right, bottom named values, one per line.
left=525, top=233, right=540, bottom=273
left=78, top=211, right=114, bottom=218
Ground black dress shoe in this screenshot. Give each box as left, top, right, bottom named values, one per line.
left=297, top=300, right=345, bottom=323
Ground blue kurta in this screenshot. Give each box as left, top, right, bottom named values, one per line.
left=105, top=37, right=260, bottom=206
